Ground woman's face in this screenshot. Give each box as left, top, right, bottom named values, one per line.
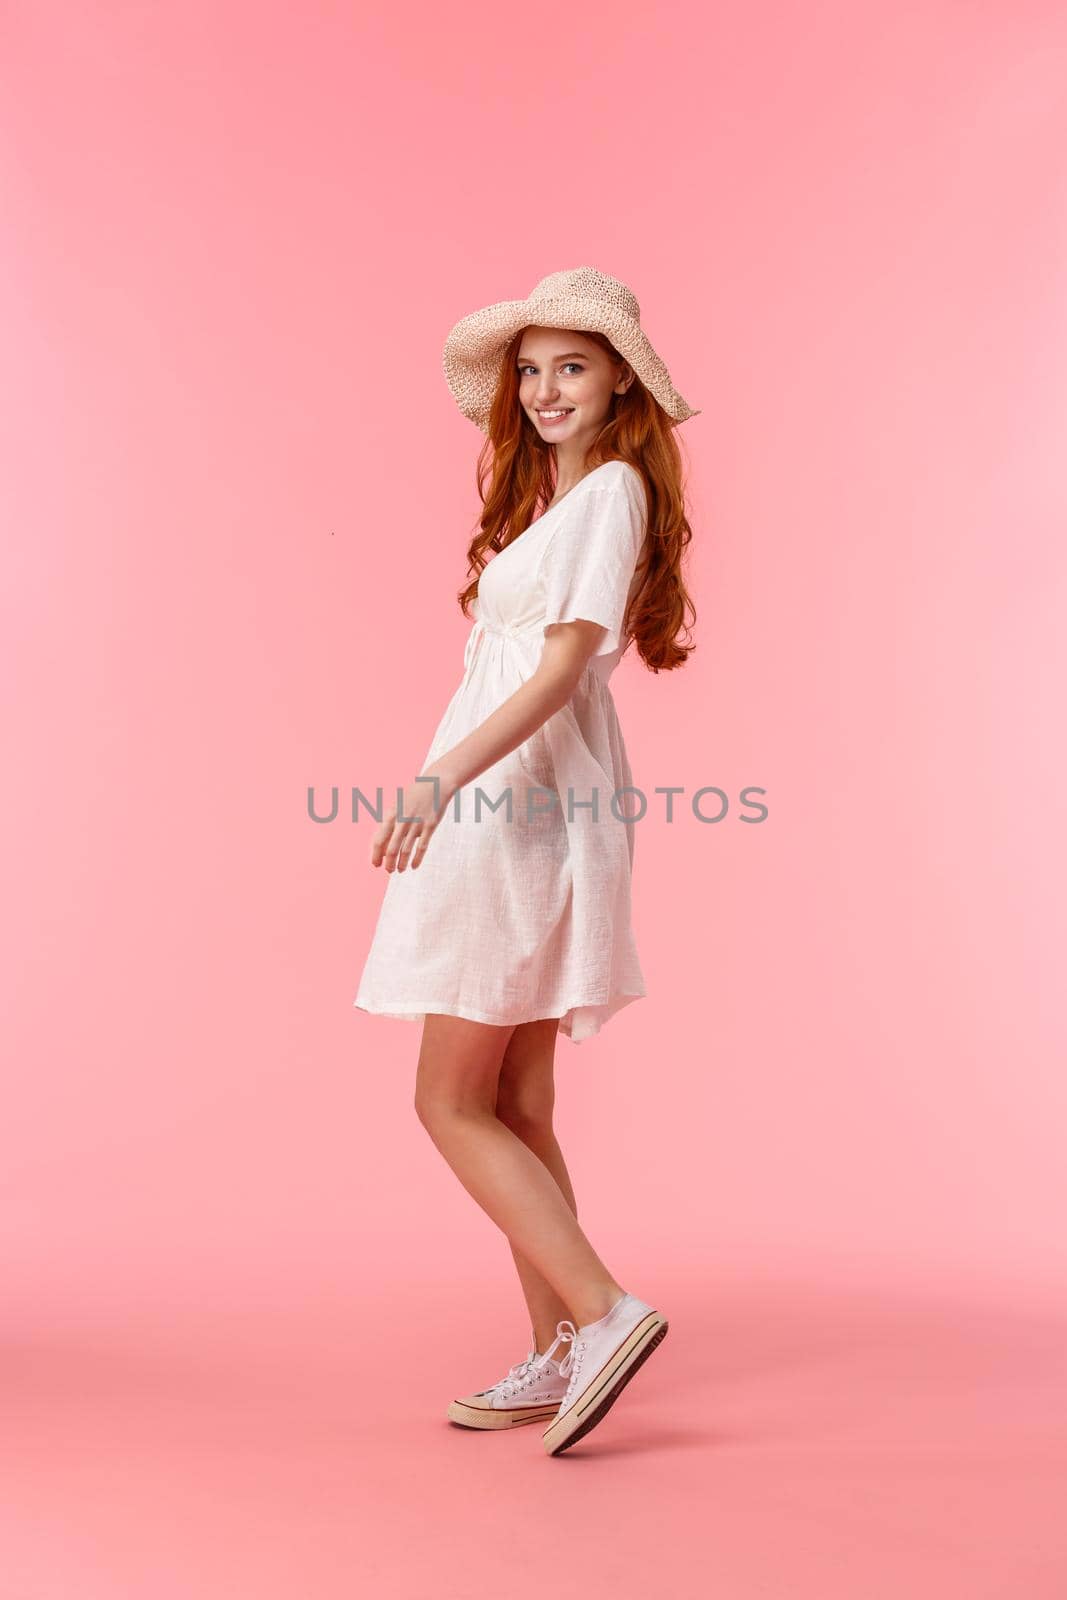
left=515, top=326, right=632, bottom=448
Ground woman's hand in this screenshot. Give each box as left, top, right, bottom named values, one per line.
left=369, top=764, right=459, bottom=872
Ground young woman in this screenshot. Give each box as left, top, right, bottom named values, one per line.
left=354, top=266, right=698, bottom=1455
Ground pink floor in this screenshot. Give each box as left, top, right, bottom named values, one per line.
left=4, top=1274, right=1064, bottom=1597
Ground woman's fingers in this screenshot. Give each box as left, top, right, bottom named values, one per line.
left=409, top=822, right=434, bottom=869
left=394, top=821, right=424, bottom=871
left=370, top=811, right=406, bottom=868
left=369, top=777, right=450, bottom=870
left=371, top=816, right=436, bottom=872
left=387, top=817, right=433, bottom=872
left=369, top=811, right=395, bottom=868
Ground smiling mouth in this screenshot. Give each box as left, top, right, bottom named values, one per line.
left=537, top=408, right=574, bottom=422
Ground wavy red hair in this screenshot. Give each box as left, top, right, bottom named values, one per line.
left=456, top=327, right=697, bottom=672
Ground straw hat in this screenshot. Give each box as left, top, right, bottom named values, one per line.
left=442, top=266, right=700, bottom=434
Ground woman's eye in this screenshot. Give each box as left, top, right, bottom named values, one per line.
left=562, top=363, right=583, bottom=374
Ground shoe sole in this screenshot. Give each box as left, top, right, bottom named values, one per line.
left=542, top=1312, right=669, bottom=1456
left=446, top=1399, right=562, bottom=1429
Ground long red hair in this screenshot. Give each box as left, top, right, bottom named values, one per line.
left=456, top=328, right=697, bottom=672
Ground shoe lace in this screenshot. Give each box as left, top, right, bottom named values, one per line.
left=493, top=1349, right=544, bottom=1400
left=544, top=1319, right=588, bottom=1408
left=491, top=1319, right=589, bottom=1402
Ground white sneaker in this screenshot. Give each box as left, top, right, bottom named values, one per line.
left=446, top=1334, right=569, bottom=1430
left=540, top=1291, right=669, bottom=1456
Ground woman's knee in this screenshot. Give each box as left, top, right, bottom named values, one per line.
left=413, top=1082, right=439, bottom=1129
left=413, top=1081, right=484, bottom=1133
left=495, top=1092, right=555, bottom=1147
left=413, top=1015, right=512, bottom=1130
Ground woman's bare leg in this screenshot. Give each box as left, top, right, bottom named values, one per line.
left=494, top=1018, right=581, bottom=1356
left=413, top=1013, right=624, bottom=1330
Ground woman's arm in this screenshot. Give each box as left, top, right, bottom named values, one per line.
left=431, top=620, right=603, bottom=794
left=369, top=620, right=604, bottom=871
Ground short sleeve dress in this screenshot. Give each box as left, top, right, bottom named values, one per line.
left=353, top=457, right=648, bottom=1044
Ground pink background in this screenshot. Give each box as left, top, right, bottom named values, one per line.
left=3, top=1, right=1065, bottom=1596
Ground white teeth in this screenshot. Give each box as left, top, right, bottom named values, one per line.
left=539, top=409, right=572, bottom=418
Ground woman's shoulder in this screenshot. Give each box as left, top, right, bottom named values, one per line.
left=537, top=460, right=647, bottom=577
left=576, top=459, right=647, bottom=519
left=588, top=459, right=648, bottom=523
left=582, top=458, right=643, bottom=493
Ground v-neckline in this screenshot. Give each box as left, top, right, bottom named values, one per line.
left=501, top=463, right=613, bottom=555
left=544, top=464, right=603, bottom=517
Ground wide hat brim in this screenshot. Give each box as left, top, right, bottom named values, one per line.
left=442, top=269, right=700, bottom=434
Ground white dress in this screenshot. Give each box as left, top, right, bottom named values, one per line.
left=353, top=457, right=648, bottom=1043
